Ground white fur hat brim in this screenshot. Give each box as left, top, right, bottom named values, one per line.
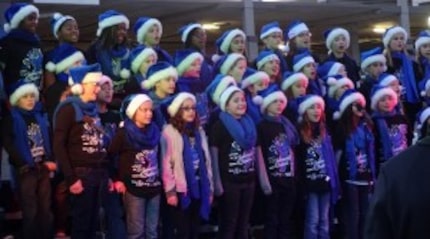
left=326, top=28, right=350, bottom=51
left=293, top=56, right=315, bottom=72
left=167, top=92, right=196, bottom=117
left=241, top=71, right=270, bottom=89
left=418, top=107, right=430, bottom=129
left=379, top=74, right=398, bottom=87
left=328, top=62, right=344, bottom=77
left=9, top=83, right=39, bottom=106
left=371, top=87, right=398, bottom=110
left=126, top=94, right=152, bottom=119
left=68, top=72, right=102, bottom=95
left=97, top=15, right=129, bottom=37
left=220, top=53, right=245, bottom=75
left=220, top=86, right=242, bottom=112
left=361, top=54, right=387, bottom=72
left=415, top=36, right=430, bottom=52
left=288, top=22, right=309, bottom=40
left=328, top=77, right=354, bottom=98
left=298, top=95, right=325, bottom=122
left=256, top=53, right=280, bottom=70
left=221, top=29, right=246, bottom=54
left=176, top=52, right=204, bottom=76
left=53, top=14, right=75, bottom=39
left=333, top=92, right=366, bottom=120
left=212, top=75, right=237, bottom=105
left=281, top=72, right=308, bottom=91
left=260, top=27, right=282, bottom=40
left=383, top=26, right=407, bottom=48
left=422, top=80, right=430, bottom=97
left=260, top=91, right=287, bottom=113
left=45, top=51, right=85, bottom=74
left=131, top=47, right=157, bottom=74
left=142, top=66, right=178, bottom=90
left=4, top=4, right=39, bottom=33
left=137, top=18, right=162, bottom=44
left=181, top=23, right=203, bottom=43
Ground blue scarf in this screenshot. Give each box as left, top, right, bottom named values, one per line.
left=392, top=52, right=419, bottom=103
left=263, top=114, right=299, bottom=146
left=96, top=43, right=129, bottom=81
left=344, top=122, right=376, bottom=181
left=124, top=118, right=160, bottom=150
left=319, top=134, right=340, bottom=204
left=180, top=127, right=211, bottom=220
left=307, top=79, right=323, bottom=96
left=245, top=94, right=262, bottom=124
left=7, top=29, right=40, bottom=45
left=11, top=102, right=51, bottom=166
left=154, top=46, right=173, bottom=64
left=177, top=76, right=207, bottom=93
left=372, top=110, right=397, bottom=162
left=219, top=111, right=257, bottom=150
left=53, top=96, right=98, bottom=128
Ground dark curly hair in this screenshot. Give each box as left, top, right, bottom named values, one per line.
left=169, top=107, right=200, bottom=137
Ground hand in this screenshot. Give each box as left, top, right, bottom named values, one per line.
left=108, top=179, right=114, bottom=192
left=167, top=194, right=178, bottom=207
left=263, top=188, right=272, bottom=195
left=214, top=184, right=224, bottom=197
left=44, top=162, right=57, bottom=171
left=69, top=179, right=84, bottom=195
left=114, top=181, right=126, bottom=194
left=209, top=194, right=214, bottom=205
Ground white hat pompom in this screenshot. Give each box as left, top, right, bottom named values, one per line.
left=71, top=84, right=83, bottom=95
left=4, top=23, right=10, bottom=33
left=45, top=61, right=56, bottom=72
left=333, top=111, right=341, bottom=120
left=253, top=95, right=263, bottom=105
left=120, top=69, right=131, bottom=79
left=52, top=12, right=62, bottom=20
left=326, top=76, right=337, bottom=86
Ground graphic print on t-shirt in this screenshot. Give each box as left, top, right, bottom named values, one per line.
left=131, top=149, right=160, bottom=188
left=20, top=48, right=43, bottom=87
left=27, top=122, right=44, bottom=162
left=305, top=141, right=327, bottom=181
left=389, top=124, right=407, bottom=156
left=228, top=141, right=255, bottom=175
left=268, top=133, right=294, bottom=177
left=81, top=119, right=105, bottom=154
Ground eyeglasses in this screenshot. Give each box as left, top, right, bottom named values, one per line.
left=181, top=106, right=196, bottom=112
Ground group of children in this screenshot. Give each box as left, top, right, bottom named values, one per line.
left=1, top=2, right=430, bottom=239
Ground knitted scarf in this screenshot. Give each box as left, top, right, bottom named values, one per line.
left=180, top=127, right=211, bottom=220
left=177, top=76, right=206, bottom=93
left=53, top=96, right=98, bottom=128
left=96, top=43, right=129, bottom=83
left=392, top=52, right=419, bottom=103
left=263, top=114, right=299, bottom=146
left=246, top=94, right=262, bottom=124
left=372, top=110, right=397, bottom=162
left=124, top=118, right=160, bottom=150
left=7, top=29, right=40, bottom=45
left=319, top=134, right=340, bottom=204
left=154, top=47, right=173, bottom=64
left=219, top=111, right=257, bottom=150
left=11, top=102, right=51, bottom=166
left=307, top=79, right=323, bottom=96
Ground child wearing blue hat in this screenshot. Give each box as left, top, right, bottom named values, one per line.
left=281, top=71, right=309, bottom=123
left=415, top=107, right=430, bottom=141
left=293, top=51, right=322, bottom=96
left=415, top=30, right=430, bottom=77
left=213, top=53, right=247, bottom=84
left=259, top=21, right=289, bottom=75
left=285, top=20, right=319, bottom=69
left=255, top=50, right=281, bottom=84
left=216, top=28, right=247, bottom=56
left=125, top=45, right=157, bottom=95
left=241, top=68, right=270, bottom=123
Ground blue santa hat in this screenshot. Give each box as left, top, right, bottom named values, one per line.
left=68, top=63, right=102, bottom=95
left=284, top=20, right=310, bottom=41
left=377, top=73, right=399, bottom=87
left=205, top=74, right=237, bottom=105
left=370, top=85, right=398, bottom=111
left=143, top=61, right=177, bottom=90
left=415, top=30, right=430, bottom=51
left=417, top=107, right=430, bottom=129
left=281, top=71, right=309, bottom=91
left=120, top=93, right=152, bottom=119
left=382, top=25, right=407, bottom=48
left=296, top=94, right=325, bottom=122
left=360, top=47, right=387, bottom=72
left=419, top=75, right=430, bottom=97
left=216, top=28, right=246, bottom=55
left=96, top=10, right=129, bottom=37
left=51, top=12, right=75, bottom=39
left=174, top=49, right=204, bottom=76
left=219, top=85, right=243, bottom=111
left=214, top=53, right=246, bottom=75
left=324, top=74, right=355, bottom=98
left=7, top=80, right=39, bottom=106
left=3, top=3, right=39, bottom=33
left=133, top=17, right=163, bottom=44
left=129, top=45, right=157, bottom=74
left=166, top=92, right=196, bottom=117
left=317, top=61, right=345, bottom=79
left=45, top=43, right=85, bottom=74
left=259, top=21, right=282, bottom=40
left=332, top=89, right=366, bottom=120
left=255, top=50, right=280, bottom=70
left=241, top=68, right=270, bottom=89
left=324, top=27, right=350, bottom=51
left=253, top=84, right=287, bottom=113
left=179, top=22, right=203, bottom=43
left=293, top=51, right=315, bottom=72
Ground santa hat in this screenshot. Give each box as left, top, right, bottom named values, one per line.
left=129, top=45, right=157, bottom=74
left=143, top=61, right=177, bottom=90
left=284, top=20, right=310, bottom=41
left=219, top=85, right=243, bottom=111
left=360, top=47, right=387, bottom=72
left=45, top=43, right=85, bottom=74
left=216, top=28, right=246, bottom=54
left=332, top=89, right=366, bottom=120
left=377, top=73, right=399, bottom=87
left=214, top=53, right=246, bottom=75
left=259, top=21, right=282, bottom=40
left=293, top=51, right=315, bottom=72
left=241, top=68, right=270, bottom=89
left=3, top=3, right=39, bottom=33
left=417, top=107, right=430, bottom=129
left=120, top=93, right=152, bottom=119
left=324, top=74, right=355, bottom=98
left=179, top=23, right=203, bottom=43
left=317, top=61, right=344, bottom=79
left=415, top=30, right=430, bottom=51
left=253, top=85, right=287, bottom=113
left=370, top=85, right=398, bottom=111
left=296, top=94, right=325, bottom=122
left=205, top=74, right=237, bottom=105
left=99, top=75, right=113, bottom=88
left=281, top=71, right=309, bottom=91
left=382, top=25, right=407, bottom=48
left=324, top=27, right=350, bottom=51
left=68, top=63, right=102, bottom=95
left=96, top=10, right=129, bottom=37
left=7, top=80, right=39, bottom=106
left=255, top=50, right=279, bottom=70
left=133, top=17, right=163, bottom=44
left=166, top=92, right=196, bottom=117
left=51, top=12, right=75, bottom=39
left=174, top=49, right=204, bottom=76
left=419, top=75, right=430, bottom=97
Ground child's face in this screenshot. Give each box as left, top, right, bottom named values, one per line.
left=134, top=101, right=153, bottom=126
left=301, top=62, right=317, bottom=80
left=183, top=58, right=202, bottom=78
left=81, top=82, right=101, bottom=102
left=419, top=43, right=430, bottom=59
left=230, top=35, right=246, bottom=55
left=331, top=35, right=347, bottom=53
left=20, top=13, right=38, bottom=33
left=377, top=95, right=396, bottom=113
left=17, top=93, right=36, bottom=111
left=263, top=32, right=282, bottom=50
left=291, top=80, right=308, bottom=98
left=294, top=31, right=311, bottom=49
left=262, top=59, right=280, bottom=79
left=115, top=23, right=128, bottom=45
left=139, top=55, right=157, bottom=75
left=352, top=102, right=364, bottom=118
left=266, top=98, right=286, bottom=117
left=366, top=62, right=385, bottom=79
left=228, top=59, right=247, bottom=83
left=180, top=99, right=196, bottom=123
left=226, top=91, right=247, bottom=118
left=389, top=33, right=406, bottom=52
left=97, top=82, right=113, bottom=103
left=58, top=19, right=79, bottom=43
left=305, top=103, right=323, bottom=123
left=334, top=85, right=351, bottom=100
left=144, top=24, right=161, bottom=46
left=155, top=76, right=176, bottom=95
left=253, top=80, right=269, bottom=93
left=191, top=29, right=207, bottom=51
